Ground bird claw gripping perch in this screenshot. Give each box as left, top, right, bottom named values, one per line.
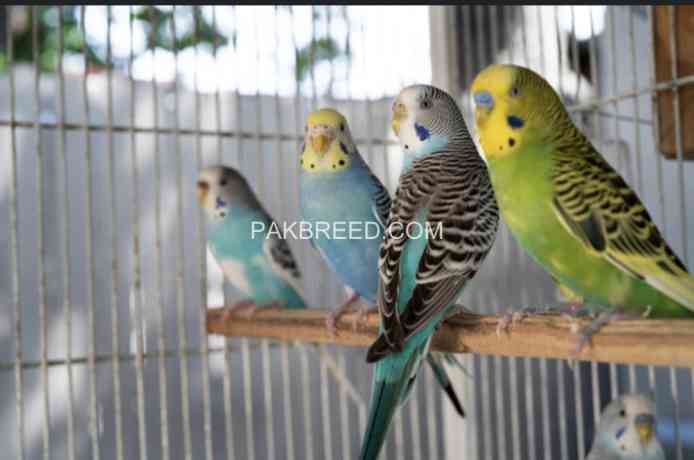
left=495, top=306, right=544, bottom=338
left=350, top=303, right=376, bottom=332
left=221, top=299, right=282, bottom=322
left=571, top=305, right=652, bottom=355
left=325, top=291, right=362, bottom=337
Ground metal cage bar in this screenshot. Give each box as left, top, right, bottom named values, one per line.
left=126, top=6, right=149, bottom=460
left=79, top=7, right=101, bottom=459
left=7, top=6, right=25, bottom=460
left=31, top=6, right=51, bottom=460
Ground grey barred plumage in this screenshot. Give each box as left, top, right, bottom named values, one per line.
left=266, top=236, right=302, bottom=282
left=371, top=146, right=499, bottom=358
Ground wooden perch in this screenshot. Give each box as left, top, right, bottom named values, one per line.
left=206, top=307, right=694, bottom=368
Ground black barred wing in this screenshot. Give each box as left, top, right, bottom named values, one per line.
left=551, top=135, right=694, bottom=310
left=263, top=228, right=305, bottom=299
left=368, top=151, right=499, bottom=362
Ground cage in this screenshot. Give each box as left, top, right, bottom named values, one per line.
left=0, top=5, right=692, bottom=460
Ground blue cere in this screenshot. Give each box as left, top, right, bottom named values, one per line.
left=473, top=90, right=493, bottom=108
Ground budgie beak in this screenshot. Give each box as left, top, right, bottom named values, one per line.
left=196, top=180, right=209, bottom=206
left=391, top=102, right=407, bottom=136
left=311, top=134, right=331, bottom=156
left=634, top=413, right=655, bottom=445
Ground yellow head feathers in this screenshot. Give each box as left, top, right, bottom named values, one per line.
left=471, top=64, right=565, bottom=161
left=301, top=108, right=356, bottom=173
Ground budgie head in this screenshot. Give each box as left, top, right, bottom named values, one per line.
left=471, top=64, right=567, bottom=162
left=196, top=165, right=260, bottom=222
left=391, top=84, right=468, bottom=157
left=590, top=393, right=664, bottom=459
left=300, top=108, right=358, bottom=173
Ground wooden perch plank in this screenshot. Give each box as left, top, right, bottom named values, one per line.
left=206, top=307, right=694, bottom=368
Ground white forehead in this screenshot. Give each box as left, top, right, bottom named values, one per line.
left=198, top=165, right=225, bottom=184
left=621, top=394, right=655, bottom=415
left=396, top=84, right=428, bottom=106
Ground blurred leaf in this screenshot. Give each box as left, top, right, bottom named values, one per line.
left=294, top=37, right=343, bottom=83
left=2, top=5, right=232, bottom=74
left=133, top=5, right=227, bottom=52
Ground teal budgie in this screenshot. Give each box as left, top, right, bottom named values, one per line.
left=299, top=108, right=465, bottom=417
left=587, top=393, right=664, bottom=460
left=197, top=166, right=306, bottom=316
left=359, top=85, right=499, bottom=460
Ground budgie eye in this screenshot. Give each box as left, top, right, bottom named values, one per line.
left=510, top=86, right=520, bottom=97
left=419, top=99, right=432, bottom=110
left=619, top=409, right=626, bottom=417
left=220, top=178, right=228, bottom=187
left=340, top=123, right=345, bottom=132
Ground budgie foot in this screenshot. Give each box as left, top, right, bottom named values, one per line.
left=222, top=299, right=281, bottom=322
left=557, top=300, right=586, bottom=317
left=495, top=306, right=543, bottom=337
left=326, top=292, right=361, bottom=337
left=571, top=306, right=651, bottom=355
left=351, top=303, right=377, bottom=332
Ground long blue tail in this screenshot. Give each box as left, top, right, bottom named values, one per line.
left=359, top=343, right=427, bottom=460
left=359, top=375, right=403, bottom=460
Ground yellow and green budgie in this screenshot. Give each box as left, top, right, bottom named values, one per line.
left=470, top=64, right=694, bottom=335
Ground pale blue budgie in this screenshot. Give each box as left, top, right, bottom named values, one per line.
left=197, top=166, right=306, bottom=316
left=298, top=108, right=389, bottom=329
left=359, top=85, right=499, bottom=460
left=298, top=108, right=466, bottom=417
left=586, top=393, right=664, bottom=460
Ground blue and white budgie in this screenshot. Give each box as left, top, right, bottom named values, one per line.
left=298, top=108, right=389, bottom=330
left=359, top=85, right=499, bottom=460
left=299, top=108, right=466, bottom=417
left=197, top=166, right=306, bottom=316
left=586, top=393, right=664, bottom=460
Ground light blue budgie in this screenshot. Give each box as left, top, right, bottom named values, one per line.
left=359, top=85, right=499, bottom=460
left=298, top=108, right=389, bottom=329
left=298, top=108, right=466, bottom=417
left=197, top=166, right=306, bottom=316
left=586, top=393, right=664, bottom=460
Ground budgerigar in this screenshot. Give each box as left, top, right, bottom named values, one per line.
left=298, top=108, right=465, bottom=417
left=471, top=64, right=694, bottom=346
left=197, top=166, right=306, bottom=316
left=298, top=108, right=389, bottom=329
left=586, top=393, right=664, bottom=460
left=359, top=85, right=499, bottom=460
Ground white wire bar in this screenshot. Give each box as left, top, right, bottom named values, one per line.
left=31, top=6, right=51, bottom=460
left=7, top=5, right=25, bottom=460
left=56, top=7, right=77, bottom=460
left=80, top=7, right=101, bottom=459
left=191, top=5, right=215, bottom=459
left=148, top=6, right=171, bottom=457
left=127, top=6, right=148, bottom=460
left=169, top=10, right=194, bottom=460
left=104, top=7, right=125, bottom=460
